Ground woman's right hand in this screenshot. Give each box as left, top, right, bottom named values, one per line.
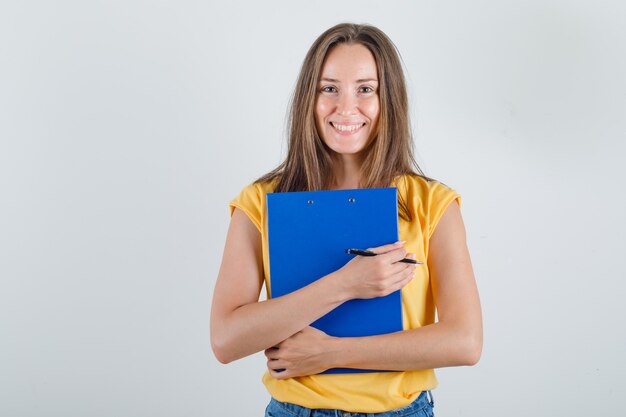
left=333, top=241, right=417, bottom=300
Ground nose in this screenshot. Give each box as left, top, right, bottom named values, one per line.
left=336, top=91, right=357, bottom=116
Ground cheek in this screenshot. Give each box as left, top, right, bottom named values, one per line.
left=314, top=102, right=325, bottom=134
left=362, top=98, right=380, bottom=124
left=316, top=97, right=333, bottom=120
left=315, top=99, right=334, bottom=135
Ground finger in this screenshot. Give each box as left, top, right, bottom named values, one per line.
left=366, top=240, right=405, bottom=254
left=389, top=262, right=417, bottom=283
left=369, top=253, right=408, bottom=278
left=387, top=268, right=416, bottom=293
left=267, top=358, right=288, bottom=370
left=268, top=367, right=289, bottom=380
left=389, top=264, right=417, bottom=285
left=264, top=349, right=280, bottom=360
left=378, top=247, right=408, bottom=264
left=373, top=264, right=414, bottom=295
left=264, top=346, right=279, bottom=358
left=405, top=252, right=423, bottom=264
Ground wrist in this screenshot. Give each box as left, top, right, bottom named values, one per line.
left=321, top=269, right=353, bottom=304
left=324, top=334, right=347, bottom=370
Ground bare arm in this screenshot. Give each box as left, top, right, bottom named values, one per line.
left=210, top=208, right=414, bottom=364
left=265, top=201, right=483, bottom=378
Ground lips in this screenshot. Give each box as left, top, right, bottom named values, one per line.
left=330, top=122, right=366, bottom=134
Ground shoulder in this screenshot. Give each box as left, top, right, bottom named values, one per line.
left=232, top=179, right=278, bottom=202
left=396, top=174, right=462, bottom=238
left=396, top=174, right=459, bottom=203
left=228, top=178, right=279, bottom=232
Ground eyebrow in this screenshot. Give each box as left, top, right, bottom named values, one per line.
left=320, top=78, right=379, bottom=83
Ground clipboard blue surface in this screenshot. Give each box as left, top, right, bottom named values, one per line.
left=266, top=187, right=403, bottom=374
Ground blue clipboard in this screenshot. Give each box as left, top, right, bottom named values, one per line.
left=266, top=187, right=403, bottom=374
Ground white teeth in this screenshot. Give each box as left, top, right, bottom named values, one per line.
left=332, top=123, right=363, bottom=132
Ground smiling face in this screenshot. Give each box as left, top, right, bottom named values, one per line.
left=315, top=43, right=380, bottom=160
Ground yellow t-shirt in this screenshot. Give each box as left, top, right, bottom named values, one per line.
left=228, top=174, right=461, bottom=413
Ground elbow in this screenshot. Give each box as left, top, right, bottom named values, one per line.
left=212, top=339, right=236, bottom=364
left=210, top=329, right=236, bottom=364
left=460, top=331, right=482, bottom=366
left=212, top=342, right=233, bottom=364
left=463, top=345, right=482, bottom=366
left=445, top=322, right=482, bottom=366
left=210, top=312, right=240, bottom=364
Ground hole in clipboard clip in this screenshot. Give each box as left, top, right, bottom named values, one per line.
left=348, top=198, right=356, bottom=203
left=307, top=200, right=314, bottom=204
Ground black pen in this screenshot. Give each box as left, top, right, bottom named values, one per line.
left=345, top=248, right=423, bottom=264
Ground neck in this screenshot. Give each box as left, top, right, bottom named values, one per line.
left=330, top=153, right=364, bottom=190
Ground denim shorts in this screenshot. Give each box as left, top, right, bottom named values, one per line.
left=264, top=390, right=434, bottom=417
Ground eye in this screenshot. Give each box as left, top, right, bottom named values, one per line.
left=359, top=86, right=375, bottom=93
left=320, top=86, right=337, bottom=93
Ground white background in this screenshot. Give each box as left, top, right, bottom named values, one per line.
left=1, top=1, right=625, bottom=416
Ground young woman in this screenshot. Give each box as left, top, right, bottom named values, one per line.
left=211, top=23, right=482, bottom=416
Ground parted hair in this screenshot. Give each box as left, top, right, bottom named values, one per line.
left=256, top=23, right=429, bottom=220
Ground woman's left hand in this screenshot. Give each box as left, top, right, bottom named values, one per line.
left=265, top=326, right=337, bottom=379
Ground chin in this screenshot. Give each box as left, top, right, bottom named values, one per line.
left=324, top=136, right=371, bottom=155
left=324, top=141, right=363, bottom=154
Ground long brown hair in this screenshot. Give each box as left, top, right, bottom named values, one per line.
left=256, top=23, right=429, bottom=220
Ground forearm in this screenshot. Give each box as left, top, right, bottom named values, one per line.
left=329, top=321, right=482, bottom=371
left=212, top=271, right=348, bottom=363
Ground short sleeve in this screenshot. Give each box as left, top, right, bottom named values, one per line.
left=426, top=181, right=462, bottom=240
left=229, top=183, right=263, bottom=233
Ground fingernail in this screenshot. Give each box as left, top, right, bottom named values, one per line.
left=395, top=240, right=406, bottom=246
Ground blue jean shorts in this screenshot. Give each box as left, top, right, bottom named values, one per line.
left=264, top=390, right=435, bottom=417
